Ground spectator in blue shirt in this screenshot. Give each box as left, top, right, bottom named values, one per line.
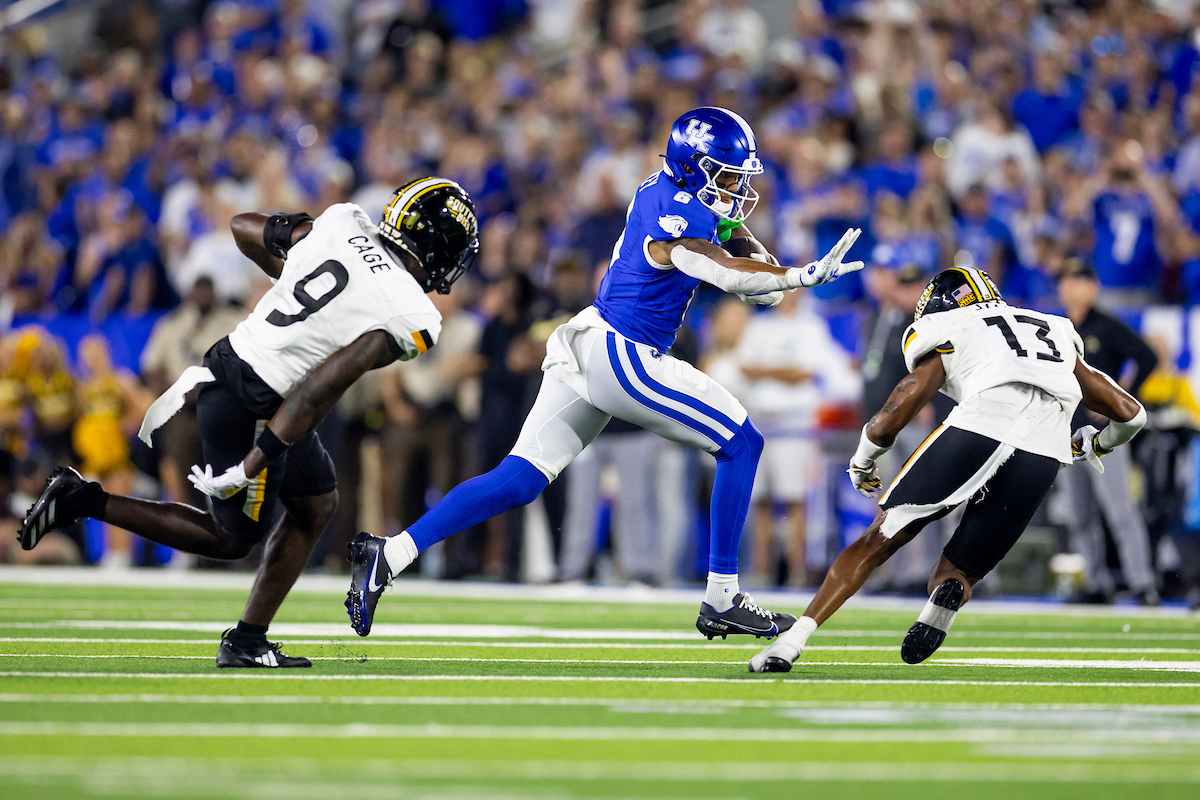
left=1090, top=155, right=1161, bottom=291
left=954, top=183, right=1023, bottom=294
left=1012, top=51, right=1082, bottom=153
left=860, top=120, right=918, bottom=201
left=1059, top=92, right=1112, bottom=174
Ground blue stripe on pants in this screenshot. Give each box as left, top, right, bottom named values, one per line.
left=605, top=331, right=727, bottom=446
left=622, top=340, right=739, bottom=434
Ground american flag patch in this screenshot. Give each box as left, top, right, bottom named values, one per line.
left=952, top=284, right=974, bottom=305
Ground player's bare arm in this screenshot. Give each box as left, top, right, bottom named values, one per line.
left=1070, top=357, right=1148, bottom=472
left=231, top=212, right=314, bottom=280
left=242, top=330, right=400, bottom=478
left=1074, top=357, right=1143, bottom=422
left=865, top=353, right=947, bottom=448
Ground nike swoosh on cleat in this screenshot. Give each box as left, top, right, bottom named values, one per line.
left=366, top=548, right=386, bottom=593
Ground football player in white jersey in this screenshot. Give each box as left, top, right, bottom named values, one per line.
left=18, top=177, right=479, bottom=668
left=749, top=266, right=1148, bottom=673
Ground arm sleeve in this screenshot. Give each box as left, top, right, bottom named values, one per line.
left=901, top=317, right=953, bottom=373
left=670, top=246, right=801, bottom=294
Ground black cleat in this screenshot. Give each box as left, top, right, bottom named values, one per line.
left=901, top=578, right=965, bottom=665
left=216, top=629, right=311, bottom=668
left=18, top=466, right=91, bottom=551
left=346, top=531, right=391, bottom=637
left=697, top=593, right=796, bottom=639
left=755, top=656, right=794, bottom=673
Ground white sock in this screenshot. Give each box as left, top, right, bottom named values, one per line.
left=749, top=615, right=817, bottom=672
left=775, top=615, right=818, bottom=656
left=382, top=532, right=418, bottom=578
left=705, top=572, right=739, bottom=612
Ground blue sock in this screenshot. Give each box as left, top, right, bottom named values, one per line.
left=407, top=456, right=548, bottom=553
left=707, top=418, right=764, bottom=575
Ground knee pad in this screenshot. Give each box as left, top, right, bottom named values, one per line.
left=715, top=418, right=764, bottom=462
left=496, top=455, right=549, bottom=506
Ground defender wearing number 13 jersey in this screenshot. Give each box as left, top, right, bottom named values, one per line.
left=880, top=267, right=1085, bottom=540
left=899, top=295, right=1084, bottom=466
left=749, top=265, right=1147, bottom=674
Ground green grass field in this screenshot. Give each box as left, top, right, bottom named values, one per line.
left=1, top=568, right=1198, bottom=799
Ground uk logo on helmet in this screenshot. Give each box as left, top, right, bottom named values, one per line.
left=684, top=120, right=715, bottom=152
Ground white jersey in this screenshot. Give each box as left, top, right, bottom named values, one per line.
left=902, top=303, right=1084, bottom=464
left=227, top=203, right=441, bottom=398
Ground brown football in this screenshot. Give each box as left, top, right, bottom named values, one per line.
left=723, top=236, right=778, bottom=265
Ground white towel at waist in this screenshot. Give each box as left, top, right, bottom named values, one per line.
left=137, top=366, right=216, bottom=446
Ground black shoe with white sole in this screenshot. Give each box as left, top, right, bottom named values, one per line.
left=18, top=466, right=99, bottom=551
left=900, top=578, right=965, bottom=665
left=215, top=629, right=311, bottom=668
left=346, top=531, right=391, bottom=636
left=697, top=593, right=796, bottom=639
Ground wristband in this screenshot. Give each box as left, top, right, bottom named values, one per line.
left=853, top=425, right=890, bottom=465
left=264, top=212, right=313, bottom=259
left=256, top=426, right=290, bottom=462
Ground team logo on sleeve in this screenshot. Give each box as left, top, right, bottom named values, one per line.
left=658, top=215, right=688, bottom=238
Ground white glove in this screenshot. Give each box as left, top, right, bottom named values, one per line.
left=188, top=462, right=255, bottom=499
left=1070, top=425, right=1107, bottom=474
left=739, top=290, right=784, bottom=306
left=796, top=228, right=865, bottom=288
left=847, top=455, right=883, bottom=497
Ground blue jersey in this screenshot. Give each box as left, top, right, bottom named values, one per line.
left=594, top=171, right=718, bottom=351
left=1093, top=191, right=1158, bottom=288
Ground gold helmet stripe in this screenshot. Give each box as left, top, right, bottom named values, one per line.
left=949, top=266, right=986, bottom=302
left=384, top=177, right=462, bottom=228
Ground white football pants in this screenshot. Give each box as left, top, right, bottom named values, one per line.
left=510, top=310, right=749, bottom=481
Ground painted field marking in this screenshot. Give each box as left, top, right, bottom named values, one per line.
left=5, top=638, right=1200, bottom=656
left=4, top=720, right=1200, bottom=744
left=6, top=619, right=1200, bottom=642
left=4, top=653, right=1200, bottom=671
left=2, top=755, right=1200, bottom=787
left=3, top=693, right=1200, bottom=715
left=1, top=671, right=1197, bottom=688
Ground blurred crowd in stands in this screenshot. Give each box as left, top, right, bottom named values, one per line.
left=2, top=0, right=1200, bottom=606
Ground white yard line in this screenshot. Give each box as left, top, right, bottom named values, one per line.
left=1, top=566, right=1192, bottom=618
left=4, top=637, right=1200, bottom=655
left=3, top=693, right=1200, bottom=714
left=4, top=620, right=1200, bottom=641
left=0, top=756, right=1197, bottom=786
left=1, top=671, right=1197, bottom=687
left=4, top=720, right=1200, bottom=744
left=4, top=653, right=1200, bottom=670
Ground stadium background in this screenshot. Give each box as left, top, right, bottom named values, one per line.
left=1, top=0, right=1199, bottom=605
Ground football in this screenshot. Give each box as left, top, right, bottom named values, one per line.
left=723, top=235, right=779, bottom=265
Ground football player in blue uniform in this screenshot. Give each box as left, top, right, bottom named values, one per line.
left=346, top=107, right=863, bottom=639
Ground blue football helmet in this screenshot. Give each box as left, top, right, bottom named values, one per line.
left=663, top=106, right=763, bottom=223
